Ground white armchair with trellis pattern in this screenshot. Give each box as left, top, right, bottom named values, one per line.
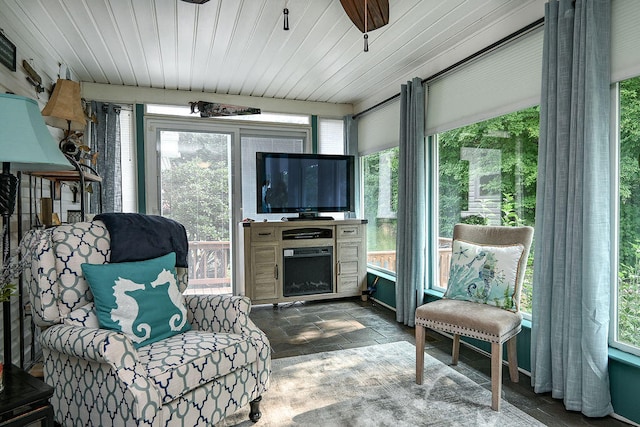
left=23, top=220, right=270, bottom=427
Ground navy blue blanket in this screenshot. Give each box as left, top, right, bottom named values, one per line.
left=95, top=213, right=189, bottom=268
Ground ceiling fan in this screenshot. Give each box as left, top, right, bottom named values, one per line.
left=181, top=0, right=210, bottom=4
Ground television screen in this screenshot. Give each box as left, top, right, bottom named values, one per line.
left=256, top=152, right=355, bottom=217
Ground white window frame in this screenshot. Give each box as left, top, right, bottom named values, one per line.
left=610, top=80, right=640, bottom=357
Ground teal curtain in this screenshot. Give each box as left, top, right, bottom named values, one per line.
left=531, top=0, right=612, bottom=417
left=395, top=77, right=426, bottom=326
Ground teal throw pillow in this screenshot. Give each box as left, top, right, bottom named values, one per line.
left=444, top=239, right=525, bottom=311
left=81, top=252, right=191, bottom=348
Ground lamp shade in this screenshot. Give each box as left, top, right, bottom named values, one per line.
left=41, top=79, right=87, bottom=131
left=0, top=93, right=73, bottom=172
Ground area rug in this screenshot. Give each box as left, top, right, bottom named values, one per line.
left=220, top=341, right=545, bottom=426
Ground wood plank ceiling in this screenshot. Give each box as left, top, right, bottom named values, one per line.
left=0, top=0, right=545, bottom=112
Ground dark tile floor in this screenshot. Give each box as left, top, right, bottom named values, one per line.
left=250, top=298, right=630, bottom=427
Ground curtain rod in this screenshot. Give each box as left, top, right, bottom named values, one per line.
left=352, top=17, right=545, bottom=120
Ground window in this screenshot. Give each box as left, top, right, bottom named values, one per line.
left=615, top=75, right=640, bottom=354
left=318, top=118, right=344, bottom=154
left=435, top=106, right=539, bottom=315
left=240, top=134, right=305, bottom=220
left=363, top=147, right=399, bottom=274
left=158, top=130, right=233, bottom=295
left=119, top=107, right=137, bottom=212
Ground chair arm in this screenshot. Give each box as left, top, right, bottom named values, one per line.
left=184, top=294, right=251, bottom=334
left=41, top=324, right=139, bottom=364
left=40, top=324, right=162, bottom=426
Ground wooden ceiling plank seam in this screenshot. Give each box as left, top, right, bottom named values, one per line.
left=263, top=0, right=339, bottom=99
left=242, top=0, right=324, bottom=98
left=154, top=0, right=179, bottom=90
left=236, top=3, right=293, bottom=97
left=107, top=0, right=152, bottom=88
left=200, top=0, right=242, bottom=93
left=192, top=0, right=222, bottom=92
left=270, top=4, right=353, bottom=101
left=311, top=0, right=501, bottom=103
left=48, top=0, right=111, bottom=84
left=227, top=1, right=279, bottom=95
left=240, top=4, right=301, bottom=96
left=352, top=1, right=545, bottom=110
left=322, top=0, right=481, bottom=102
left=131, top=0, right=164, bottom=88
left=76, top=0, right=128, bottom=86
left=292, top=0, right=424, bottom=102
left=101, top=0, right=140, bottom=87
left=10, top=0, right=95, bottom=82
left=176, top=1, right=198, bottom=91
left=212, top=0, right=268, bottom=96
left=0, top=0, right=546, bottom=109
left=246, top=0, right=326, bottom=99
left=218, top=0, right=277, bottom=96
left=306, top=0, right=456, bottom=102
left=0, top=1, right=65, bottom=85
left=210, top=0, right=246, bottom=93
left=188, top=2, right=217, bottom=92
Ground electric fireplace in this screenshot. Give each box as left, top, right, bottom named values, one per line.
left=282, top=246, right=333, bottom=297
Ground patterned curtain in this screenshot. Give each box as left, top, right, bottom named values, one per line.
left=90, top=102, right=122, bottom=213
left=395, top=77, right=426, bottom=326
left=531, top=0, right=613, bottom=417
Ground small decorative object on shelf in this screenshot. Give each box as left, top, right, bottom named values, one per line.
left=67, top=210, right=82, bottom=223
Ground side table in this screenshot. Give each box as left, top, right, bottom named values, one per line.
left=0, top=364, right=54, bottom=427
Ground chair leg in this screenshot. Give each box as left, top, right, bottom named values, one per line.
left=249, top=396, right=262, bottom=423
left=490, top=342, right=502, bottom=411
left=451, top=334, right=460, bottom=365
left=416, top=324, right=425, bottom=384
left=506, top=336, right=519, bottom=383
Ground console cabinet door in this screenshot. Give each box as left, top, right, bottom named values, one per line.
left=336, top=230, right=366, bottom=295
left=250, top=245, right=279, bottom=300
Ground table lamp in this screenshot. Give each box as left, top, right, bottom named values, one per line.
left=41, top=79, right=87, bottom=155
left=0, top=92, right=73, bottom=365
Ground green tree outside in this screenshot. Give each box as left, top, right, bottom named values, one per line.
left=438, top=106, right=539, bottom=313
left=618, top=76, right=640, bottom=348
left=161, top=132, right=231, bottom=242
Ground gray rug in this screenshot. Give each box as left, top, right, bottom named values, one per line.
left=221, top=341, right=545, bottom=426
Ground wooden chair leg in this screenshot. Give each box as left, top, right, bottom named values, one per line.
left=506, top=336, right=519, bottom=383
left=415, top=324, right=425, bottom=384
left=490, top=342, right=502, bottom=411
left=451, top=334, right=460, bottom=365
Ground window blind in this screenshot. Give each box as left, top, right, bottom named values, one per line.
left=611, top=0, right=640, bottom=83
left=357, top=100, right=400, bottom=155
left=425, top=27, right=543, bottom=136
left=318, top=118, right=345, bottom=154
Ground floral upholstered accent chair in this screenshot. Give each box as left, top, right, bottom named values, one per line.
left=22, top=220, right=270, bottom=427
left=415, top=223, right=533, bottom=412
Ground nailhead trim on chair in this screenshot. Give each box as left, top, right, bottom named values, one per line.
left=415, top=317, right=521, bottom=344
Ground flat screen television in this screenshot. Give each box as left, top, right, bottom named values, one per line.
left=256, top=152, right=355, bottom=219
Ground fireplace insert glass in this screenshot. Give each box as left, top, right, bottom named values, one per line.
left=283, top=246, right=333, bottom=297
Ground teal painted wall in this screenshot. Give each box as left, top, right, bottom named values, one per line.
left=369, top=273, right=640, bottom=424
left=366, top=272, right=395, bottom=307
left=608, top=352, right=640, bottom=423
